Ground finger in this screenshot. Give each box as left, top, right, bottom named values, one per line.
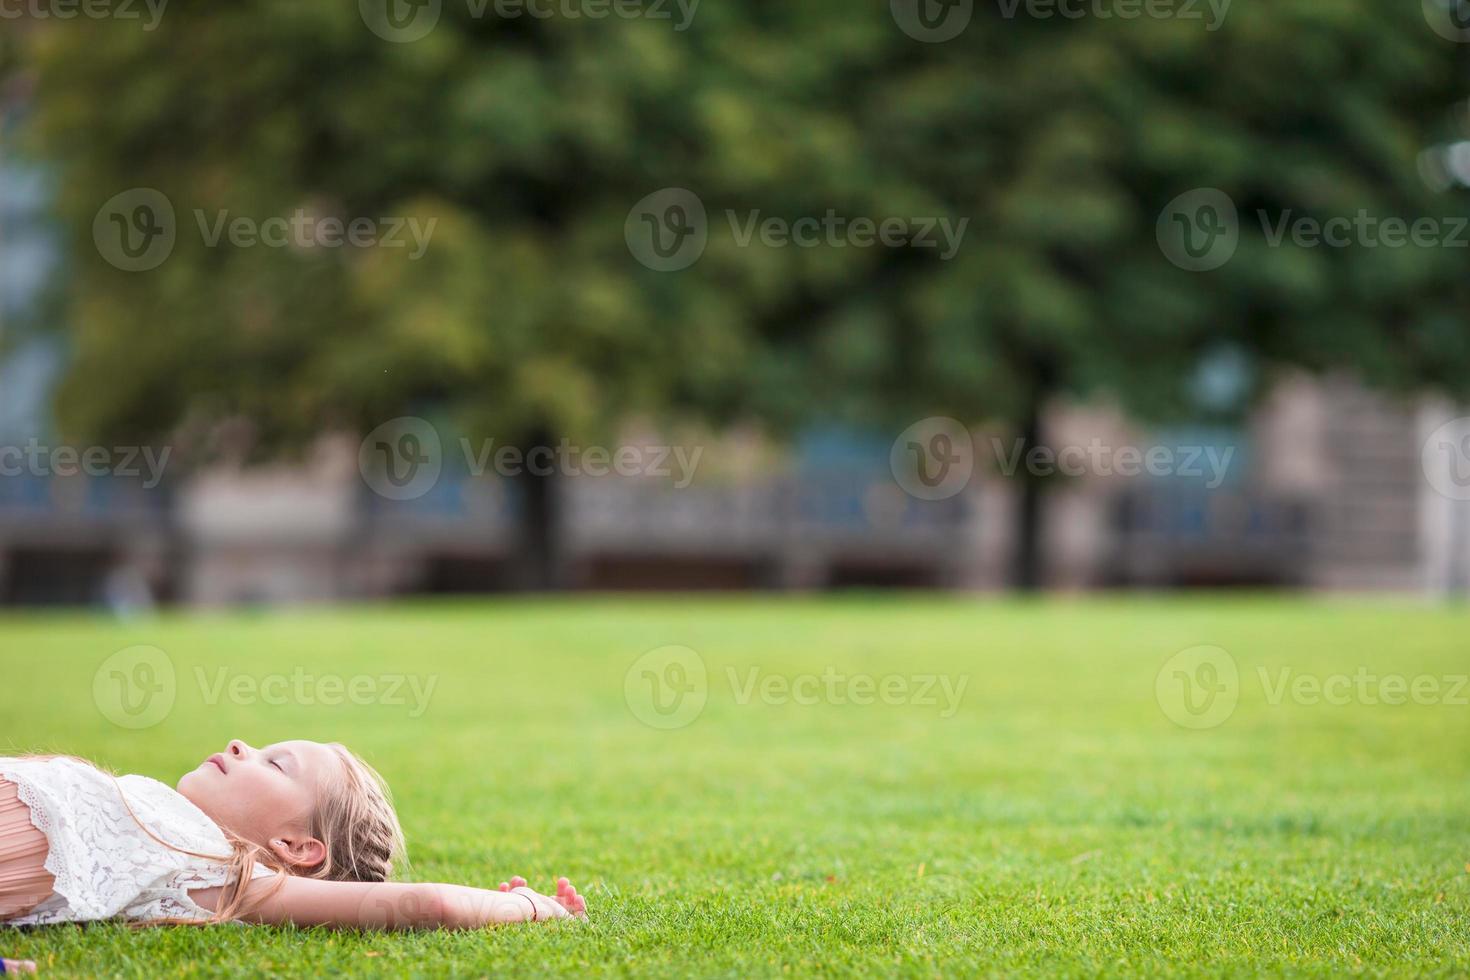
left=510, top=875, right=527, bottom=889
left=558, top=883, right=579, bottom=911
left=499, top=882, right=510, bottom=891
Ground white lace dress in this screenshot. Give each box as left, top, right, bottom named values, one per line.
left=0, top=756, right=274, bottom=924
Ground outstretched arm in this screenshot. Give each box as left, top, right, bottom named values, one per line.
left=191, top=874, right=586, bottom=930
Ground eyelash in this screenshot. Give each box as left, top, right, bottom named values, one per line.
left=270, top=760, right=284, bottom=772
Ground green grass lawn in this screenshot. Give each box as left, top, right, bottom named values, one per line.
left=1, top=595, right=1468, bottom=977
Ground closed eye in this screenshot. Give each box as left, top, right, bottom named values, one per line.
left=270, top=759, right=284, bottom=772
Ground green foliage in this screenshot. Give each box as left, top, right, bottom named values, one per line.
left=12, top=0, right=1470, bottom=448
left=2, top=597, right=1469, bottom=976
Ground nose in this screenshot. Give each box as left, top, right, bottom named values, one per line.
left=227, top=739, right=251, bottom=759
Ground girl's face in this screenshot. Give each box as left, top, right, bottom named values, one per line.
left=177, top=738, right=338, bottom=869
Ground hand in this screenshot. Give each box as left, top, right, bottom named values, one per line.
left=2, top=957, right=37, bottom=974
left=497, top=875, right=587, bottom=920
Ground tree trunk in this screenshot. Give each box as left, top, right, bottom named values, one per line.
left=1013, top=400, right=1045, bottom=592
left=516, top=425, right=562, bottom=591
left=1011, top=356, right=1056, bottom=593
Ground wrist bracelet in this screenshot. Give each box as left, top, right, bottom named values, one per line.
left=516, top=891, right=538, bottom=922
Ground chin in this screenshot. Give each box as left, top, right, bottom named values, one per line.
left=175, top=767, right=207, bottom=801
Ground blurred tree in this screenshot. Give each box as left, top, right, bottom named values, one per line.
left=12, top=0, right=1470, bottom=588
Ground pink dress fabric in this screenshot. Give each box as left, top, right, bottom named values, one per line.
left=0, top=779, right=54, bottom=920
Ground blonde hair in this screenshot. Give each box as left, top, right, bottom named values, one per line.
left=205, top=743, right=407, bottom=922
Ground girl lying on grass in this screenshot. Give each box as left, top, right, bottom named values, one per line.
left=0, top=741, right=586, bottom=973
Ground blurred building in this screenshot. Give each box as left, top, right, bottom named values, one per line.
left=0, top=368, right=1463, bottom=605
left=1011, top=376, right=1451, bottom=593
left=174, top=434, right=972, bottom=604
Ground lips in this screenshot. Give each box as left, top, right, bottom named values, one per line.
left=207, top=754, right=227, bottom=774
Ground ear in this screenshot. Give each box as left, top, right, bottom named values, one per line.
left=268, top=835, right=327, bottom=872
